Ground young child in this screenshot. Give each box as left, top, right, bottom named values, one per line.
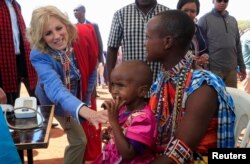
left=93, top=60, right=157, bottom=163
left=145, top=10, right=235, bottom=163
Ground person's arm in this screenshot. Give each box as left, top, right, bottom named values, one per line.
left=192, top=25, right=209, bottom=68
left=107, top=11, right=123, bottom=82
left=107, top=47, right=119, bottom=81
left=30, top=49, right=107, bottom=127
left=109, top=113, right=137, bottom=160
left=79, top=105, right=107, bottom=129
left=0, top=88, right=7, bottom=104
left=102, top=99, right=136, bottom=160
left=152, top=84, right=218, bottom=163
left=93, top=24, right=103, bottom=64
left=236, top=23, right=246, bottom=81
left=176, top=84, right=218, bottom=149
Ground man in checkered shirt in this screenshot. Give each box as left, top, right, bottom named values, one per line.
left=107, top=0, right=169, bottom=97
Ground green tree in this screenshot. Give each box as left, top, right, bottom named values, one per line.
left=238, top=20, right=250, bottom=35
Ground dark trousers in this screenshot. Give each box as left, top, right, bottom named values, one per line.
left=0, top=54, right=36, bottom=105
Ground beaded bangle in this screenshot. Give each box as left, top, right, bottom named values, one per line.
left=164, top=137, right=193, bottom=164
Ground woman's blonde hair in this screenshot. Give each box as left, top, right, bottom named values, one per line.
left=27, top=5, right=78, bottom=53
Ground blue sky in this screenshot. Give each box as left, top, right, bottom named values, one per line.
left=19, top=0, right=249, bottom=50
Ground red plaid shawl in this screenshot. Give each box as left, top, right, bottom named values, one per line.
left=0, top=0, right=37, bottom=92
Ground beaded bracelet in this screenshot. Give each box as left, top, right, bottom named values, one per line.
left=164, top=137, right=193, bottom=164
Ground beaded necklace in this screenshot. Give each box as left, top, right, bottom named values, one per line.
left=150, top=51, right=193, bottom=145
left=49, top=47, right=81, bottom=90
left=48, top=47, right=80, bottom=130
left=171, top=63, right=192, bottom=131
left=60, top=48, right=71, bottom=90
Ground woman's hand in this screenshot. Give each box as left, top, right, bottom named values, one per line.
left=193, top=53, right=209, bottom=67
left=0, top=88, right=7, bottom=104
left=79, top=106, right=108, bottom=129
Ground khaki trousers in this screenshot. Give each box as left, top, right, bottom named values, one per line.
left=55, top=115, right=87, bottom=164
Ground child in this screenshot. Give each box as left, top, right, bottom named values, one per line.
left=93, top=60, right=157, bottom=163
left=145, top=10, right=235, bottom=163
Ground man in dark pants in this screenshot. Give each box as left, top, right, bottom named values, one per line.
left=198, top=0, right=246, bottom=87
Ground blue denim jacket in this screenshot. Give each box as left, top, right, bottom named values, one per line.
left=30, top=49, right=92, bottom=122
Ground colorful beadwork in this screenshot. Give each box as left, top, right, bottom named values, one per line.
left=49, top=47, right=76, bottom=130
left=150, top=51, right=193, bottom=145
left=164, top=137, right=193, bottom=164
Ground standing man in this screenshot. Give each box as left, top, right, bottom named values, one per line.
left=74, top=4, right=103, bottom=66
left=198, top=0, right=246, bottom=88
left=0, top=0, right=37, bottom=105
left=73, top=4, right=103, bottom=104
left=107, top=0, right=169, bottom=97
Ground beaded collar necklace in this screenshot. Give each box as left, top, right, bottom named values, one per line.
left=60, top=47, right=72, bottom=90
left=49, top=47, right=81, bottom=90
left=166, top=52, right=193, bottom=131
left=161, top=51, right=193, bottom=84
left=151, top=51, right=193, bottom=143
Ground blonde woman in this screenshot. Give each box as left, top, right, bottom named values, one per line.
left=27, top=6, right=107, bottom=164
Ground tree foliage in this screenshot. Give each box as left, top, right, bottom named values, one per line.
left=238, top=20, right=250, bottom=35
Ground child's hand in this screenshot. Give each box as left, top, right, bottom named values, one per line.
left=101, top=127, right=112, bottom=144
left=101, top=97, right=125, bottom=126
